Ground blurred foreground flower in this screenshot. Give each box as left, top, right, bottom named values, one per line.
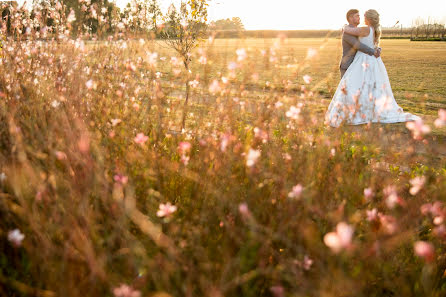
left=285, top=105, right=301, bottom=120
left=238, top=202, right=251, bottom=218
left=246, top=149, right=261, bottom=167
left=113, top=284, right=141, bottom=297
left=114, top=174, right=128, bottom=185
left=323, top=222, right=354, bottom=253
left=409, top=176, right=426, bottom=195
left=414, top=241, right=435, bottom=263
left=306, top=48, right=318, bottom=59
left=0, top=172, right=7, bottom=182
left=364, top=187, right=374, bottom=201
left=406, top=119, right=430, bottom=140
left=134, top=133, right=148, bottom=144
left=434, top=109, right=446, bottom=128
left=303, top=75, right=312, bottom=84
left=270, top=286, right=284, bottom=297
left=157, top=202, right=177, bottom=218
left=8, top=229, right=25, bottom=247
left=288, top=184, right=303, bottom=199
left=384, top=185, right=404, bottom=209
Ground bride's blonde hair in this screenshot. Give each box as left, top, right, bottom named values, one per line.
left=365, top=9, right=381, bottom=46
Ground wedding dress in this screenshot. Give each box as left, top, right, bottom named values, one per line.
left=325, top=26, right=420, bottom=127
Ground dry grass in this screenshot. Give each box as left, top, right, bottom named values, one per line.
left=0, top=35, right=445, bottom=297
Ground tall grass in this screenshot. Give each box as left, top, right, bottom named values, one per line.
left=0, top=30, right=446, bottom=297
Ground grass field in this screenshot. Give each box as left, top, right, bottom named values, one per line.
left=0, top=36, right=446, bottom=297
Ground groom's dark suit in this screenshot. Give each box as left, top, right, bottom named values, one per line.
left=340, top=24, right=376, bottom=78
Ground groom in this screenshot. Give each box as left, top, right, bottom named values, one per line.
left=340, top=9, right=381, bottom=78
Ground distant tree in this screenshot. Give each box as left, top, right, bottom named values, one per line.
left=158, top=0, right=209, bottom=130
left=411, top=17, right=446, bottom=39
left=211, top=17, right=244, bottom=31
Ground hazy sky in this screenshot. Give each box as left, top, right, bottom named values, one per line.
left=16, top=0, right=446, bottom=29
left=130, top=0, right=446, bottom=30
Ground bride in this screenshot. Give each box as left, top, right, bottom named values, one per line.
left=325, top=9, right=420, bottom=127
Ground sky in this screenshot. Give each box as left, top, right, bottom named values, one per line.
left=139, top=0, right=446, bottom=30
left=14, top=0, right=446, bottom=30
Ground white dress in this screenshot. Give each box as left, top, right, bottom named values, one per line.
left=325, top=26, right=420, bottom=127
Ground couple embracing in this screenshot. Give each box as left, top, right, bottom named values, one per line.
left=325, top=9, right=420, bottom=127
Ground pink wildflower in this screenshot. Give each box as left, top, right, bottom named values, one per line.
left=246, top=149, right=261, bottom=167
left=366, top=208, right=379, bottom=222
left=364, top=187, right=374, bottom=201
left=434, top=109, right=446, bottom=128
left=134, top=133, right=148, bottom=144
left=236, top=48, right=247, bottom=62
left=114, top=174, right=128, bottom=185
left=323, top=222, right=354, bottom=253
left=288, top=184, right=303, bottom=199
left=406, top=119, right=431, bottom=140
left=303, top=75, right=312, bottom=84
left=285, top=106, right=301, bottom=120
left=409, top=176, right=426, bottom=195
left=414, top=241, right=435, bottom=263
left=113, top=284, right=141, bottom=297
left=178, top=141, right=191, bottom=154
left=8, top=229, right=25, bottom=247
left=157, top=202, right=177, bottom=218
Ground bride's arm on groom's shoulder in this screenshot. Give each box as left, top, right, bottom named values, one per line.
left=343, top=26, right=370, bottom=37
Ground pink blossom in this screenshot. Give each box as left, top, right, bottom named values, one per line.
left=246, top=149, right=261, bottom=167
left=147, top=51, right=158, bottom=66
left=270, top=286, right=284, bottom=297
left=228, top=62, right=238, bottom=71
left=303, top=75, right=312, bottom=84
left=378, top=214, right=398, bottom=234
left=406, top=119, right=431, bottom=140
left=274, top=101, right=283, bottom=108
left=253, top=127, right=268, bottom=143
left=178, top=141, right=191, bottom=154
left=364, top=187, right=374, bottom=201
left=8, top=229, right=25, bottom=247
left=414, top=241, right=435, bottom=262
left=384, top=185, right=403, bottom=209
left=288, top=184, right=303, bottom=199
left=55, top=151, right=67, bottom=160
left=323, top=222, right=354, bottom=253
left=409, top=176, right=426, bottom=195
left=302, top=255, right=313, bottom=270
left=220, top=133, right=231, bottom=152
left=113, top=284, right=141, bottom=297
left=306, top=48, right=318, bottom=59
left=198, top=56, right=207, bottom=65
left=114, top=174, right=128, bottom=185
left=157, top=202, right=177, bottom=218
left=86, top=79, right=95, bottom=90
left=366, top=208, right=379, bottom=222
left=134, top=133, right=148, bottom=144
left=111, top=119, right=122, bottom=126
left=67, top=9, right=76, bottom=23
left=236, top=48, right=247, bottom=62
left=209, top=80, right=221, bottom=94
left=285, top=106, right=301, bottom=120
left=434, top=109, right=446, bottom=128
left=238, top=203, right=251, bottom=217
left=189, top=80, right=199, bottom=88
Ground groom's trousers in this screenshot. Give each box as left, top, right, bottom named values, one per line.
left=340, top=68, right=347, bottom=78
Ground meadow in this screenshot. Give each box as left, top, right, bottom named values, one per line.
left=0, top=35, right=446, bottom=297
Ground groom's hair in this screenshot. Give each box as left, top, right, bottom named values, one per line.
left=346, top=9, right=359, bottom=21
